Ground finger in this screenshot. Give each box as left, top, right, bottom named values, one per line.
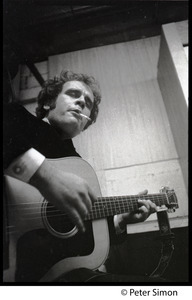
left=69, top=209, right=86, bottom=233
left=138, top=199, right=150, bottom=210
left=139, top=199, right=157, bottom=213
left=72, top=197, right=90, bottom=219
left=147, top=199, right=157, bottom=213
left=138, top=205, right=148, bottom=214
left=138, top=206, right=150, bottom=221
left=138, top=189, right=148, bottom=196
left=88, top=188, right=98, bottom=206
left=79, top=192, right=93, bottom=213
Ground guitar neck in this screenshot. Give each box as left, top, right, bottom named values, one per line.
left=85, top=193, right=168, bottom=221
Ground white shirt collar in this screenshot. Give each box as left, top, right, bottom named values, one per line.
left=42, top=117, right=50, bottom=125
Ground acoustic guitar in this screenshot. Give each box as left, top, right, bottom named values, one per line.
left=3, top=157, right=178, bottom=282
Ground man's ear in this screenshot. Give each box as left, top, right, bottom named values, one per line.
left=43, top=105, right=50, bottom=111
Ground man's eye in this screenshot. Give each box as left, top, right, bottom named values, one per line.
left=69, top=91, right=77, bottom=97
left=85, top=98, right=93, bottom=110
left=67, top=90, right=80, bottom=98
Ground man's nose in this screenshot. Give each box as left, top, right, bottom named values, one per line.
left=75, top=95, right=86, bottom=109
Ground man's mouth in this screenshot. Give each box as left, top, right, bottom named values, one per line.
left=69, top=109, right=91, bottom=122
left=69, top=109, right=82, bottom=119
left=70, top=109, right=81, bottom=114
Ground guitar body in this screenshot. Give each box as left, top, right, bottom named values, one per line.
left=3, top=157, right=110, bottom=282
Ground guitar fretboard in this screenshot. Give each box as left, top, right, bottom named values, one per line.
left=85, top=193, right=168, bottom=221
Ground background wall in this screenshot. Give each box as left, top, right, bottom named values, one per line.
left=158, top=22, right=188, bottom=192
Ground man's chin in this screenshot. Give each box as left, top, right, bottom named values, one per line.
left=50, top=118, right=82, bottom=138
left=61, top=124, right=81, bottom=139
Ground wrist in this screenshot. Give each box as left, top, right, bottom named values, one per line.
left=114, top=215, right=126, bottom=234
left=29, top=159, right=50, bottom=188
left=118, top=215, right=127, bottom=230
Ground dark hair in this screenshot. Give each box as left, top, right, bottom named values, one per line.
left=36, top=70, right=101, bottom=129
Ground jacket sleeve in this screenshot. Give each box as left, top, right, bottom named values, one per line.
left=3, top=103, right=37, bottom=169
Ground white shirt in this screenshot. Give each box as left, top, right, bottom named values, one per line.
left=4, top=148, right=45, bottom=183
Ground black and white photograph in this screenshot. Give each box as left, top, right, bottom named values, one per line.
left=3, top=0, right=188, bottom=291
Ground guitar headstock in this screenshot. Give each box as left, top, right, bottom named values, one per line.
left=159, top=186, right=179, bottom=212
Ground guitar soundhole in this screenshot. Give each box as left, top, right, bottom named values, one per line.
left=42, top=200, right=78, bottom=238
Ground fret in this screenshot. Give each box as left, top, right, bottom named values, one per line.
left=106, top=197, right=113, bottom=216
left=85, top=192, right=172, bottom=221
left=102, top=197, right=109, bottom=218
left=109, top=196, right=116, bottom=216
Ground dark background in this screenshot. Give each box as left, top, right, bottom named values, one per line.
left=3, top=0, right=188, bottom=82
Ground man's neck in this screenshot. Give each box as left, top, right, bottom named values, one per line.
left=42, top=117, right=71, bottom=140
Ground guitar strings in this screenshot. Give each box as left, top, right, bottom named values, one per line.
left=5, top=193, right=173, bottom=234
left=5, top=201, right=172, bottom=235
left=7, top=193, right=167, bottom=208
left=6, top=195, right=168, bottom=220
left=6, top=199, right=167, bottom=220
left=4, top=201, right=148, bottom=233
left=5, top=199, right=170, bottom=234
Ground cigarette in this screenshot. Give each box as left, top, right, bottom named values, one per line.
left=79, top=113, right=92, bottom=121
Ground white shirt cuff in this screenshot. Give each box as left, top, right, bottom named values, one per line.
left=4, top=148, right=45, bottom=183
left=114, top=215, right=126, bottom=235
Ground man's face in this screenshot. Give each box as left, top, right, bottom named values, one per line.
left=47, top=80, right=94, bottom=138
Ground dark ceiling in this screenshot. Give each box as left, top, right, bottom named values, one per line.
left=3, top=1, right=188, bottom=83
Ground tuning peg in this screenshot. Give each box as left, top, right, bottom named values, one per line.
left=167, top=208, right=176, bottom=213
left=160, top=186, right=170, bottom=193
